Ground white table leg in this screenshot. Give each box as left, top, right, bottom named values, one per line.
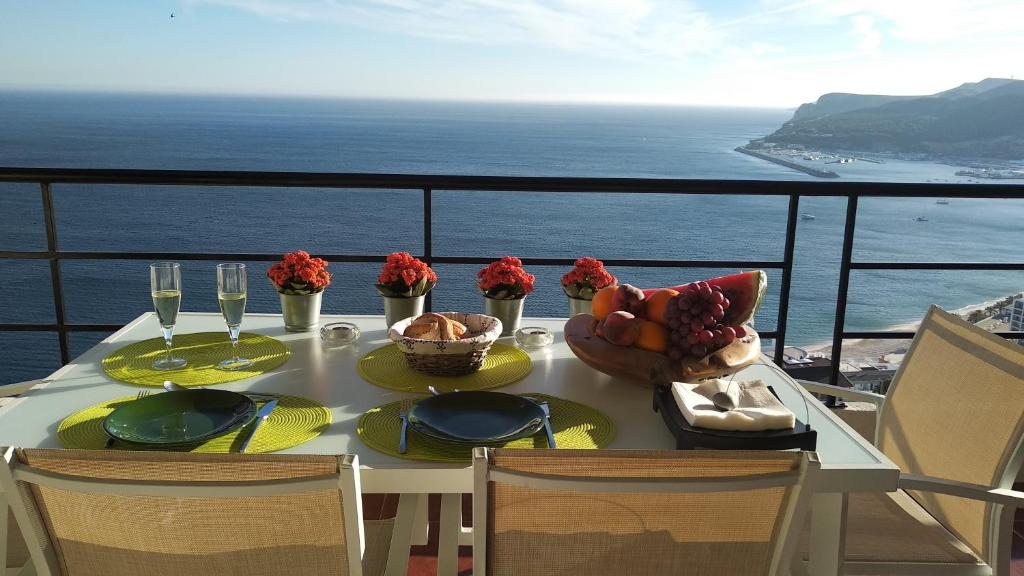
left=412, top=493, right=429, bottom=546
left=808, top=492, right=848, bottom=576
left=438, top=494, right=462, bottom=576
left=385, top=493, right=421, bottom=576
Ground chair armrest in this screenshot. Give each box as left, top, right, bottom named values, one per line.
left=899, top=474, right=1024, bottom=507
left=0, top=380, right=42, bottom=398
left=796, top=380, right=885, bottom=407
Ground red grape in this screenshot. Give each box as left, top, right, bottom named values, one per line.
left=690, top=320, right=704, bottom=332
left=734, top=325, right=747, bottom=338
left=721, top=297, right=730, bottom=310
left=710, top=291, right=724, bottom=304
left=690, top=345, right=707, bottom=357
left=722, top=326, right=736, bottom=344
left=698, top=330, right=713, bottom=344
left=698, top=284, right=712, bottom=298
left=686, top=333, right=699, bottom=345
left=711, top=304, right=724, bottom=319
left=703, top=314, right=716, bottom=327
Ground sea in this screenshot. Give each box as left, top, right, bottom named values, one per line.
left=1, top=91, right=1022, bottom=385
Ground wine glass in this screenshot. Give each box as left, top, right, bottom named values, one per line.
left=150, top=262, right=187, bottom=370
left=216, top=263, right=253, bottom=371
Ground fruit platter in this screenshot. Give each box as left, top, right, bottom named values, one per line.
left=564, top=270, right=766, bottom=384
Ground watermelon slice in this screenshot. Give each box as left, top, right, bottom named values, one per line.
left=693, top=270, right=765, bottom=325
left=645, top=270, right=766, bottom=326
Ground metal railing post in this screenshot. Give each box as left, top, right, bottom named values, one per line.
left=773, top=194, right=799, bottom=366
left=829, top=195, right=859, bottom=392
left=40, top=182, right=69, bottom=364
left=423, top=187, right=432, bottom=312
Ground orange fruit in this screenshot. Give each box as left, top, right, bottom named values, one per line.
left=635, top=320, right=669, bottom=353
left=591, top=285, right=618, bottom=321
left=644, top=289, right=679, bottom=325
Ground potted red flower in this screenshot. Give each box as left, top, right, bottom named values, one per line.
left=267, top=251, right=331, bottom=332
left=376, top=252, right=437, bottom=327
left=478, top=256, right=535, bottom=336
left=561, top=257, right=617, bottom=316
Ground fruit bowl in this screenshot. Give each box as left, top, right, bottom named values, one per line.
left=564, top=314, right=761, bottom=384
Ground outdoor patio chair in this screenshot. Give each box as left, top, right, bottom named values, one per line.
left=797, top=305, right=1024, bottom=575
left=0, top=382, right=39, bottom=576
left=0, top=448, right=411, bottom=576
left=472, top=447, right=819, bottom=576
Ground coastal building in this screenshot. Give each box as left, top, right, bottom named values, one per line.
left=1011, top=298, right=1024, bottom=344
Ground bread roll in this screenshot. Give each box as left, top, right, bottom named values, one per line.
left=403, top=313, right=468, bottom=340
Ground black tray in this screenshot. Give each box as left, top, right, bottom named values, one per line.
left=651, top=367, right=816, bottom=451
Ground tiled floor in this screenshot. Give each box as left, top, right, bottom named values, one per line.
left=363, top=493, right=473, bottom=576
left=365, top=492, right=1024, bottom=576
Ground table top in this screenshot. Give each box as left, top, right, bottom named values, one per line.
left=0, top=312, right=897, bottom=491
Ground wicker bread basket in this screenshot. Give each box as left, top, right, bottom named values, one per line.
left=388, top=312, right=503, bottom=376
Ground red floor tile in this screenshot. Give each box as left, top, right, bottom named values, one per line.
left=1012, top=533, right=1024, bottom=576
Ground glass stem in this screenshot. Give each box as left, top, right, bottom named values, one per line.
left=228, top=325, right=241, bottom=363
left=160, top=325, right=174, bottom=363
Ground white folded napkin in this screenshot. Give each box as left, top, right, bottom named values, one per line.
left=671, top=378, right=796, bottom=431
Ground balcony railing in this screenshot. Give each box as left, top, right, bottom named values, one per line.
left=1, top=166, right=1022, bottom=385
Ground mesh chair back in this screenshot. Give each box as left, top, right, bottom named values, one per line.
left=476, top=449, right=814, bottom=576
left=876, top=306, right=1024, bottom=562
left=1, top=449, right=360, bottom=576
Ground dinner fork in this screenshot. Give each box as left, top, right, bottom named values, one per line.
left=104, top=390, right=149, bottom=448
left=398, top=399, right=412, bottom=454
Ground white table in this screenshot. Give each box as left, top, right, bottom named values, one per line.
left=0, top=312, right=898, bottom=575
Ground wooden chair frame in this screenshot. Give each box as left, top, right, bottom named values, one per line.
left=0, top=447, right=404, bottom=576
left=797, top=305, right=1024, bottom=576
left=471, top=448, right=820, bottom=576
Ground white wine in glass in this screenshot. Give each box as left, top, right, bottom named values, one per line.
left=150, top=262, right=187, bottom=370
left=216, top=263, right=253, bottom=371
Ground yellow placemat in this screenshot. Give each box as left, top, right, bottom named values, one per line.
left=357, top=393, right=615, bottom=463
left=57, top=394, right=331, bottom=453
left=357, top=343, right=531, bottom=394
left=102, top=332, right=290, bottom=387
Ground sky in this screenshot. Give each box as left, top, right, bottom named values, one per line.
left=1, top=0, right=1022, bottom=107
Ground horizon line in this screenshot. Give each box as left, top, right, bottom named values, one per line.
left=0, top=86, right=797, bottom=110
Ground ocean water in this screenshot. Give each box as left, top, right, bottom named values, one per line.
left=1, top=92, right=1022, bottom=384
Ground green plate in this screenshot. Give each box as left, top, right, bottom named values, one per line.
left=102, top=389, right=257, bottom=446
left=408, top=391, right=545, bottom=444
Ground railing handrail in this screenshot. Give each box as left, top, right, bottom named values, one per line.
left=2, top=166, right=1022, bottom=386
left=1, top=166, right=1023, bottom=197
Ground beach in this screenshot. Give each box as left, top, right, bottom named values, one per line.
left=802, top=293, right=1021, bottom=366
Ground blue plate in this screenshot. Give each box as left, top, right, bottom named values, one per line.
left=407, top=391, right=545, bottom=444
left=102, top=389, right=257, bottom=446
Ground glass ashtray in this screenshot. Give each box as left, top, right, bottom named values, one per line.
left=514, top=327, right=554, bottom=349
left=320, top=322, right=361, bottom=347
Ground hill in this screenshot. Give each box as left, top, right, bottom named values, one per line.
left=753, top=78, right=1024, bottom=160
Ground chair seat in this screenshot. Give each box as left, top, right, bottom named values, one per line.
left=7, top=516, right=397, bottom=575
left=800, top=490, right=981, bottom=566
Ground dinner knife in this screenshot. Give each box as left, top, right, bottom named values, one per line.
left=539, top=401, right=556, bottom=449
left=238, top=399, right=278, bottom=453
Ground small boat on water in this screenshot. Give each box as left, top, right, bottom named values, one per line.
left=800, top=213, right=816, bottom=220
left=936, top=199, right=950, bottom=205
left=915, top=217, right=929, bottom=222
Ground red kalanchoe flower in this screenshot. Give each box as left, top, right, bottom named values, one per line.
left=478, top=256, right=535, bottom=300
left=561, top=257, right=616, bottom=299
left=376, top=252, right=437, bottom=298
left=267, top=251, right=332, bottom=294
